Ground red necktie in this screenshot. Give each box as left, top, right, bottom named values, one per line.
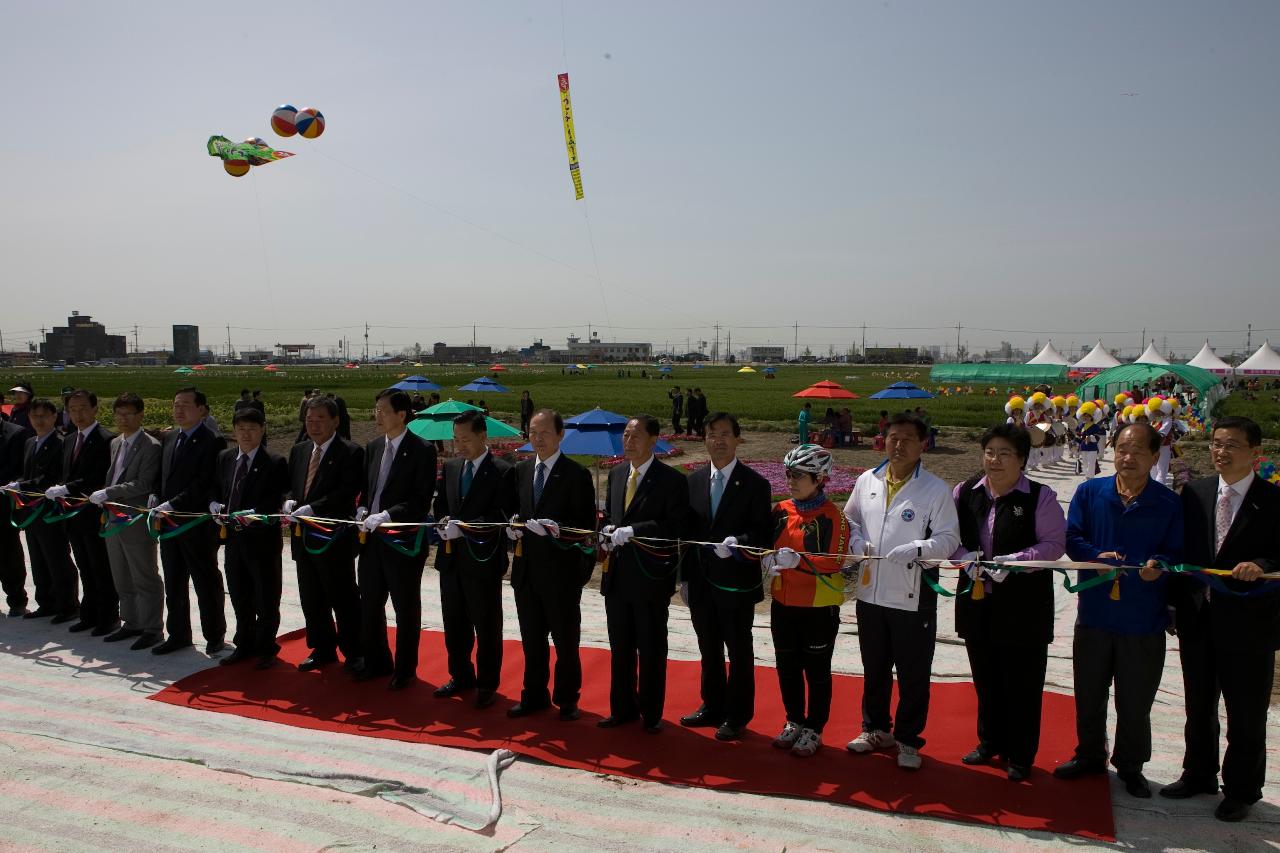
left=72, top=432, right=84, bottom=465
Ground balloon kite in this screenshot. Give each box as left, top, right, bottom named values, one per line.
left=207, top=135, right=294, bottom=178
left=271, top=104, right=298, bottom=137
left=294, top=107, right=325, bottom=139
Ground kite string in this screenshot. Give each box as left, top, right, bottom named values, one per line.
left=249, top=169, right=283, bottom=344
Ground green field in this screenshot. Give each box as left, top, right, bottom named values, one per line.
left=2, top=364, right=1275, bottom=440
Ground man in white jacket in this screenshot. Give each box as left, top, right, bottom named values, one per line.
left=843, top=413, right=961, bottom=770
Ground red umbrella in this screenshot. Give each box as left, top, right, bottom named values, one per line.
left=489, top=364, right=507, bottom=371
left=793, top=380, right=858, bottom=400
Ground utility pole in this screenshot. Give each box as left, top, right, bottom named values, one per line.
left=132, top=325, right=139, bottom=354
left=861, top=323, right=866, bottom=360
left=713, top=323, right=721, bottom=364
left=226, top=324, right=233, bottom=361
left=1247, top=323, right=1252, bottom=352
left=956, top=323, right=962, bottom=361
left=726, top=330, right=731, bottom=362
left=1140, top=327, right=1145, bottom=360
left=793, top=322, right=799, bottom=360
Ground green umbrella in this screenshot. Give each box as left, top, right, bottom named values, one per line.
left=407, top=398, right=521, bottom=441
left=173, top=366, right=194, bottom=374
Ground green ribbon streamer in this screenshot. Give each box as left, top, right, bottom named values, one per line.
left=300, top=524, right=348, bottom=556
left=378, top=526, right=427, bottom=558
left=41, top=500, right=92, bottom=524
left=10, top=501, right=47, bottom=530
left=99, top=512, right=146, bottom=539
left=148, top=513, right=212, bottom=542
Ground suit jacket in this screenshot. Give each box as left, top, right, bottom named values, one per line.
left=362, top=431, right=436, bottom=558
left=61, top=424, right=116, bottom=496
left=601, top=457, right=689, bottom=602
left=102, top=431, right=163, bottom=508
left=0, top=420, right=32, bottom=485
left=217, top=446, right=289, bottom=542
left=511, top=454, right=597, bottom=589
left=160, top=424, right=225, bottom=512
left=287, top=436, right=364, bottom=558
left=1173, top=475, right=1280, bottom=649
left=19, top=432, right=65, bottom=493
left=433, top=453, right=516, bottom=575
left=685, top=460, right=773, bottom=605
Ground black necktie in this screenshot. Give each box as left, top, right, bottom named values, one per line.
left=229, top=454, right=249, bottom=511
left=533, top=461, right=546, bottom=506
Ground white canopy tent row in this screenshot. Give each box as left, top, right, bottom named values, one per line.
left=1025, top=340, right=1070, bottom=365
left=1186, top=340, right=1234, bottom=375
left=1072, top=340, right=1121, bottom=372
left=1236, top=340, right=1280, bottom=376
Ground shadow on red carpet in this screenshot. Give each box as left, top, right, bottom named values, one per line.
left=151, top=628, right=1113, bottom=841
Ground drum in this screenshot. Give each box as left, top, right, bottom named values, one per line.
left=1051, top=422, right=1068, bottom=437
left=1029, top=422, right=1051, bottom=447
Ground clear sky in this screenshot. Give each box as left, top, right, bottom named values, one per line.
left=2, top=1, right=1277, bottom=360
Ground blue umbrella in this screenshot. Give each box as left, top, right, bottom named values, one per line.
left=692, top=363, right=705, bottom=369
left=869, top=381, right=934, bottom=400
left=519, top=408, right=673, bottom=455
left=392, top=375, right=441, bottom=392
left=659, top=365, right=672, bottom=372
left=763, top=367, right=776, bottom=373
left=458, top=376, right=511, bottom=393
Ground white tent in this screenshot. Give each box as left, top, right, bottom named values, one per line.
left=1072, top=340, right=1121, bottom=371
left=1186, top=340, right=1233, bottom=375
left=1135, top=341, right=1169, bottom=365
left=1026, top=339, right=1069, bottom=365
left=1236, top=340, right=1280, bottom=376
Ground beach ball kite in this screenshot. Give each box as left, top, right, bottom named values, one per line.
left=271, top=104, right=298, bottom=137
left=294, top=107, right=325, bottom=139
left=223, top=159, right=250, bottom=178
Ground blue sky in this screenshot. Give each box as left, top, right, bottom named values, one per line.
left=2, top=1, right=1277, bottom=359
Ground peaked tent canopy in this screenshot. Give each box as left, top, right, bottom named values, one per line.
left=930, top=363, right=1069, bottom=385
left=1135, top=341, right=1169, bottom=365
left=1186, top=341, right=1234, bottom=375
left=1026, top=340, right=1070, bottom=365
left=1075, top=364, right=1225, bottom=407
left=1236, top=340, right=1280, bottom=376
left=869, top=381, right=933, bottom=400
left=1072, top=341, right=1121, bottom=371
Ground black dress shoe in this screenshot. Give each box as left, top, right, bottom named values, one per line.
left=23, top=608, right=53, bottom=619
left=962, top=744, right=997, bottom=766
left=644, top=720, right=664, bottom=734
left=507, top=701, right=550, bottom=718
left=255, top=655, right=278, bottom=670
left=1118, top=771, right=1151, bottom=798
left=679, top=707, right=723, bottom=728
left=52, top=612, right=80, bottom=625
left=433, top=679, right=474, bottom=698
left=218, top=649, right=254, bottom=666
left=1007, top=763, right=1030, bottom=782
left=714, top=723, right=744, bottom=741
left=297, top=654, right=337, bottom=672
left=596, top=714, right=638, bottom=729
left=388, top=673, right=418, bottom=691
left=91, top=623, right=121, bottom=637
left=68, top=620, right=94, bottom=633
left=205, top=640, right=229, bottom=656
left=151, top=637, right=193, bottom=655
left=558, top=705, right=581, bottom=721
left=8, top=607, right=28, bottom=618
left=353, top=666, right=393, bottom=682
left=341, top=656, right=364, bottom=672
left=130, top=633, right=160, bottom=651
left=104, top=627, right=141, bottom=643
left=475, top=690, right=498, bottom=709
left=1215, top=798, right=1252, bottom=822
left=1160, top=777, right=1219, bottom=799
left=1052, top=758, right=1107, bottom=780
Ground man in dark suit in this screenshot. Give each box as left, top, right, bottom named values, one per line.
left=506, top=408, right=596, bottom=720
left=434, top=410, right=517, bottom=708
left=0, top=416, right=33, bottom=616
left=151, top=387, right=227, bottom=656
left=598, top=413, right=690, bottom=732
left=45, top=389, right=118, bottom=635
left=681, top=412, right=773, bottom=740
left=4, top=398, right=77, bottom=620
left=211, top=408, right=289, bottom=668
left=1161, top=416, right=1280, bottom=822
left=284, top=396, right=365, bottom=672
left=354, top=389, right=436, bottom=690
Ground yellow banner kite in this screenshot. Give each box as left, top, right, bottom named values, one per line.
left=558, top=73, right=584, bottom=200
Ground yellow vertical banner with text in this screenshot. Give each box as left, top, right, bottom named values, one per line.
left=558, top=73, right=584, bottom=200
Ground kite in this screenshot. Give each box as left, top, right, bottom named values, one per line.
left=557, top=73, right=584, bottom=200
left=206, top=135, right=295, bottom=178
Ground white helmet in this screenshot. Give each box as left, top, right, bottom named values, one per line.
left=783, top=443, right=833, bottom=478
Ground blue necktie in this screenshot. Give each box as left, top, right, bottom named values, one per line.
left=710, top=469, right=725, bottom=517
left=461, top=459, right=474, bottom=499
left=533, top=461, right=546, bottom=506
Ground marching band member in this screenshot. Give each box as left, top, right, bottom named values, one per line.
left=1075, top=402, right=1106, bottom=480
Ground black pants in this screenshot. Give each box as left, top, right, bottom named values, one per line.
left=672, top=412, right=682, bottom=433
left=771, top=601, right=839, bottom=732
left=26, top=524, right=78, bottom=616
left=357, top=541, right=424, bottom=679
left=67, top=512, right=118, bottom=629
left=1072, top=625, right=1165, bottom=773
left=0, top=519, right=28, bottom=611
left=964, top=634, right=1049, bottom=766
left=224, top=531, right=283, bottom=657
left=690, top=590, right=757, bottom=726
left=514, top=580, right=583, bottom=708
left=159, top=524, right=225, bottom=645
left=856, top=599, right=936, bottom=748
left=1178, top=611, right=1275, bottom=804
left=439, top=566, right=504, bottom=691
left=294, top=541, right=362, bottom=661
left=605, top=594, right=669, bottom=724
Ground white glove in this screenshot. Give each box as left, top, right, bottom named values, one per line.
left=506, top=514, right=523, bottom=541
left=2, top=481, right=18, bottom=492
left=599, top=525, right=616, bottom=553
left=282, top=499, right=298, bottom=516
left=762, top=553, right=783, bottom=578
left=88, top=489, right=109, bottom=505
left=884, top=542, right=922, bottom=565
left=45, top=485, right=70, bottom=500
left=987, top=554, right=1017, bottom=582
left=362, top=510, right=391, bottom=532
left=611, top=525, right=635, bottom=547
left=146, top=494, right=158, bottom=509
left=773, top=547, right=801, bottom=570
left=679, top=581, right=690, bottom=606
left=354, top=506, right=368, bottom=523
left=713, top=535, right=738, bottom=560
left=209, top=501, right=224, bottom=516
left=526, top=518, right=561, bottom=538
left=440, top=518, right=463, bottom=540
left=153, top=501, right=173, bottom=514
left=290, top=504, right=313, bottom=522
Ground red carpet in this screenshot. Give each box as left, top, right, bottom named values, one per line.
left=151, top=628, right=1114, bottom=841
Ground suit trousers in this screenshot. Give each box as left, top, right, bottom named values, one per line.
left=224, top=531, right=283, bottom=657
left=105, top=523, right=162, bottom=635
left=964, top=634, right=1049, bottom=767
left=0, top=520, right=27, bottom=610
left=771, top=600, right=839, bottom=732
left=514, top=579, right=583, bottom=708
left=856, top=599, right=937, bottom=749
left=1177, top=608, right=1275, bottom=804
left=25, top=524, right=78, bottom=615
left=159, top=523, right=226, bottom=645
left=294, top=541, right=362, bottom=661
left=689, top=591, right=757, bottom=726
left=357, top=541, right=424, bottom=678
left=439, top=566, right=504, bottom=691
left=1072, top=624, right=1165, bottom=773
left=67, top=512, right=118, bottom=628
left=604, top=594, right=669, bottom=724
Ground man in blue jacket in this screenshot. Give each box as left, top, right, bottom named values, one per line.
left=1055, top=423, right=1183, bottom=798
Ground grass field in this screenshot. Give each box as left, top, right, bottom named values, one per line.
left=2, top=364, right=1277, bottom=441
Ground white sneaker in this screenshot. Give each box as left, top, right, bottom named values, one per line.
left=772, top=721, right=802, bottom=750
left=791, top=727, right=822, bottom=757
left=846, top=729, right=896, bottom=754
left=897, top=743, right=922, bottom=770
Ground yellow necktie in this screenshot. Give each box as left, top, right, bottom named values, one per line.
left=624, top=468, right=640, bottom=511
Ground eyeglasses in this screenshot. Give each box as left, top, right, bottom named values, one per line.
left=1209, top=441, right=1248, bottom=453
left=982, top=449, right=1019, bottom=461
left=784, top=470, right=811, bottom=480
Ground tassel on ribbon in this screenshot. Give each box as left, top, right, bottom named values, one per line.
left=1109, top=576, right=1121, bottom=601
left=514, top=538, right=523, bottom=557
left=971, top=578, right=985, bottom=600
